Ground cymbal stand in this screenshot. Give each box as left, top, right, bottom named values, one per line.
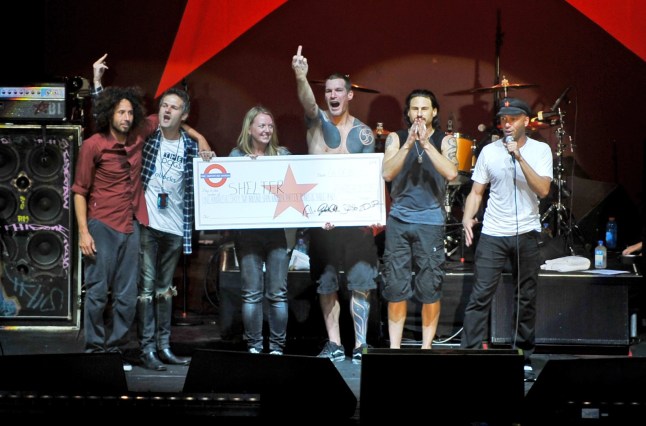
left=539, top=110, right=578, bottom=254
left=444, top=183, right=461, bottom=258
left=443, top=183, right=472, bottom=270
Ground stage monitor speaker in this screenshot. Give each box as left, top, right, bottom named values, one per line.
left=491, top=273, right=632, bottom=346
left=0, top=352, right=127, bottom=394
left=183, top=349, right=357, bottom=419
left=0, top=124, right=81, bottom=328
left=524, top=357, right=646, bottom=424
left=360, top=348, right=524, bottom=424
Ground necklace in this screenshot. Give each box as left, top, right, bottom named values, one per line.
left=160, top=137, right=182, bottom=192
left=414, top=141, right=423, bottom=164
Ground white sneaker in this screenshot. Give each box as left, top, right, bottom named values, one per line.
left=269, top=350, right=283, bottom=355
left=248, top=348, right=261, bottom=354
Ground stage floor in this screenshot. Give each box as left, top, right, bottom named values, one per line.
left=2, top=307, right=646, bottom=423
left=0, top=252, right=643, bottom=423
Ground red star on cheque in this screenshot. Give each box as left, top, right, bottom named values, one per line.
left=264, top=165, right=317, bottom=218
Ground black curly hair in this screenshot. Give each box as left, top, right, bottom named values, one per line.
left=93, top=86, right=146, bottom=134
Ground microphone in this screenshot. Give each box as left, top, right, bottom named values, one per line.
left=536, top=110, right=562, bottom=122
left=550, top=86, right=571, bottom=112
left=504, top=135, right=515, bottom=162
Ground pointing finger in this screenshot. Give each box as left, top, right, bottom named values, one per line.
left=296, top=45, right=302, bottom=56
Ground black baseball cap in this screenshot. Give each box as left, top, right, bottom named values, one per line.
left=497, top=98, right=532, bottom=116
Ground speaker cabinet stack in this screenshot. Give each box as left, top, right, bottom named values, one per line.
left=0, top=124, right=81, bottom=328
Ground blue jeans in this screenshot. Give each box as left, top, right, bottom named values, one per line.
left=235, top=229, right=289, bottom=352
left=83, top=218, right=139, bottom=353
left=137, top=225, right=182, bottom=353
left=461, top=232, right=541, bottom=361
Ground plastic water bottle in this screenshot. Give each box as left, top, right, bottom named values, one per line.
left=605, top=217, right=617, bottom=250
left=594, top=240, right=607, bottom=269
left=541, top=222, right=552, bottom=239
left=294, top=238, right=308, bottom=255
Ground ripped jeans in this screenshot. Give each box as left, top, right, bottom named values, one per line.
left=137, top=225, right=182, bottom=353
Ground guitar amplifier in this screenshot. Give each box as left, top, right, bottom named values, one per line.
left=0, top=83, right=67, bottom=122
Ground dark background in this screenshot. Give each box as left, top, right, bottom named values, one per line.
left=5, top=0, right=645, bottom=246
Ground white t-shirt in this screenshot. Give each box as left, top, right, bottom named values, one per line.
left=145, top=137, right=185, bottom=236
left=472, top=136, right=553, bottom=236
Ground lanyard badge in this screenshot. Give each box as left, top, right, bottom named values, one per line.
left=157, top=192, right=169, bottom=209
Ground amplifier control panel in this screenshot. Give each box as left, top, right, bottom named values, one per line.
left=0, top=83, right=67, bottom=122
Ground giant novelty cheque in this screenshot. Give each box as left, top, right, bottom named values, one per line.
left=193, top=153, right=386, bottom=230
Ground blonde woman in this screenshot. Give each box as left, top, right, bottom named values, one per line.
left=230, top=106, right=291, bottom=354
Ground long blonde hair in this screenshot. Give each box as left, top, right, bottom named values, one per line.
left=236, top=105, right=281, bottom=156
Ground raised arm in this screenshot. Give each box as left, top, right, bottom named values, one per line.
left=182, top=123, right=215, bottom=160
left=92, top=53, right=108, bottom=91
left=514, top=151, right=552, bottom=199
left=291, top=45, right=318, bottom=120
left=382, top=132, right=409, bottom=182
left=420, top=131, right=458, bottom=182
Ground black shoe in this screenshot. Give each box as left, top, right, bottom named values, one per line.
left=140, top=351, right=167, bottom=371
left=352, top=344, right=371, bottom=365
left=158, top=348, right=190, bottom=365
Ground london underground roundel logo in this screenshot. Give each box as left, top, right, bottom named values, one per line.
left=202, top=164, right=230, bottom=188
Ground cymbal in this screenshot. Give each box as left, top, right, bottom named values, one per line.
left=444, top=88, right=479, bottom=96
left=470, top=82, right=538, bottom=93
left=445, top=77, right=538, bottom=96
left=309, top=79, right=380, bottom=94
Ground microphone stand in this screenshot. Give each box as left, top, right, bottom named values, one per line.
left=173, top=76, right=202, bottom=326
left=493, top=9, right=504, bottom=119
left=444, top=183, right=460, bottom=259
left=173, top=252, right=203, bottom=326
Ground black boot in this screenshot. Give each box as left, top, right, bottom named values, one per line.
left=155, top=291, right=190, bottom=366
left=137, top=296, right=156, bottom=356
left=158, top=348, right=190, bottom=365
left=140, top=351, right=167, bottom=371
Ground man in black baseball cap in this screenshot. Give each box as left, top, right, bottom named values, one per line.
left=460, top=95, right=553, bottom=382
